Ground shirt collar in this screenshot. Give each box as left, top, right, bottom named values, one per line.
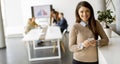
left=80, top=21, right=88, bottom=27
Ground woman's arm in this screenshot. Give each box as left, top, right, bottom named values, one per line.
left=69, top=25, right=83, bottom=52
left=96, top=21, right=109, bottom=47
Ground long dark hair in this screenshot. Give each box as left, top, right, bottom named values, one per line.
left=75, top=1, right=98, bottom=39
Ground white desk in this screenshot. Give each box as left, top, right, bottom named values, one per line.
left=98, top=30, right=120, bottom=64
left=45, top=26, right=62, bottom=40
left=22, top=26, right=62, bottom=61
left=110, top=31, right=120, bottom=38
left=22, top=28, right=43, bottom=41
left=104, top=29, right=120, bottom=38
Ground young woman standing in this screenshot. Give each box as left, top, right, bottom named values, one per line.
left=69, top=1, right=109, bottom=64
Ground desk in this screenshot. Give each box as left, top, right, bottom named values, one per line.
left=98, top=30, right=120, bottom=64
left=110, top=31, right=120, bottom=38
left=22, top=26, right=62, bottom=61
left=104, top=29, right=120, bottom=38
left=45, top=26, right=62, bottom=40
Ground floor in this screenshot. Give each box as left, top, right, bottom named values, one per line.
left=0, top=33, right=73, bottom=64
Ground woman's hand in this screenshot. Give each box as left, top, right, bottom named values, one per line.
left=83, top=39, right=97, bottom=48
left=89, top=40, right=97, bottom=46
left=83, top=40, right=91, bottom=48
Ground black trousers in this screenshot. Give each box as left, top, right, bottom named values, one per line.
left=72, top=59, right=98, bottom=64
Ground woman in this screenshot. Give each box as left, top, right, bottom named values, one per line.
left=69, top=1, right=109, bottom=64
left=25, top=17, right=39, bottom=34
left=50, top=10, right=59, bottom=25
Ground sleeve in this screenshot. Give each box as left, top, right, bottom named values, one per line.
left=58, top=20, right=63, bottom=26
left=69, top=25, right=83, bottom=52
left=25, top=25, right=31, bottom=34
left=96, top=21, right=109, bottom=47
left=34, top=22, right=39, bottom=27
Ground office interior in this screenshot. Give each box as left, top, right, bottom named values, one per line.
left=0, top=0, right=120, bottom=64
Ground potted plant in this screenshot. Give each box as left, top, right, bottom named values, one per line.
left=97, top=9, right=115, bottom=38
left=97, top=9, right=115, bottom=28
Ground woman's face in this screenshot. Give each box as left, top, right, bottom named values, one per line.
left=78, top=6, right=90, bottom=22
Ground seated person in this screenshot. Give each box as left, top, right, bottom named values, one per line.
left=25, top=17, right=39, bottom=34
left=57, top=12, right=68, bottom=33
left=25, top=17, right=43, bottom=45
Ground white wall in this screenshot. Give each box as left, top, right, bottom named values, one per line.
left=115, top=0, right=120, bottom=35
left=2, top=0, right=23, bottom=27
